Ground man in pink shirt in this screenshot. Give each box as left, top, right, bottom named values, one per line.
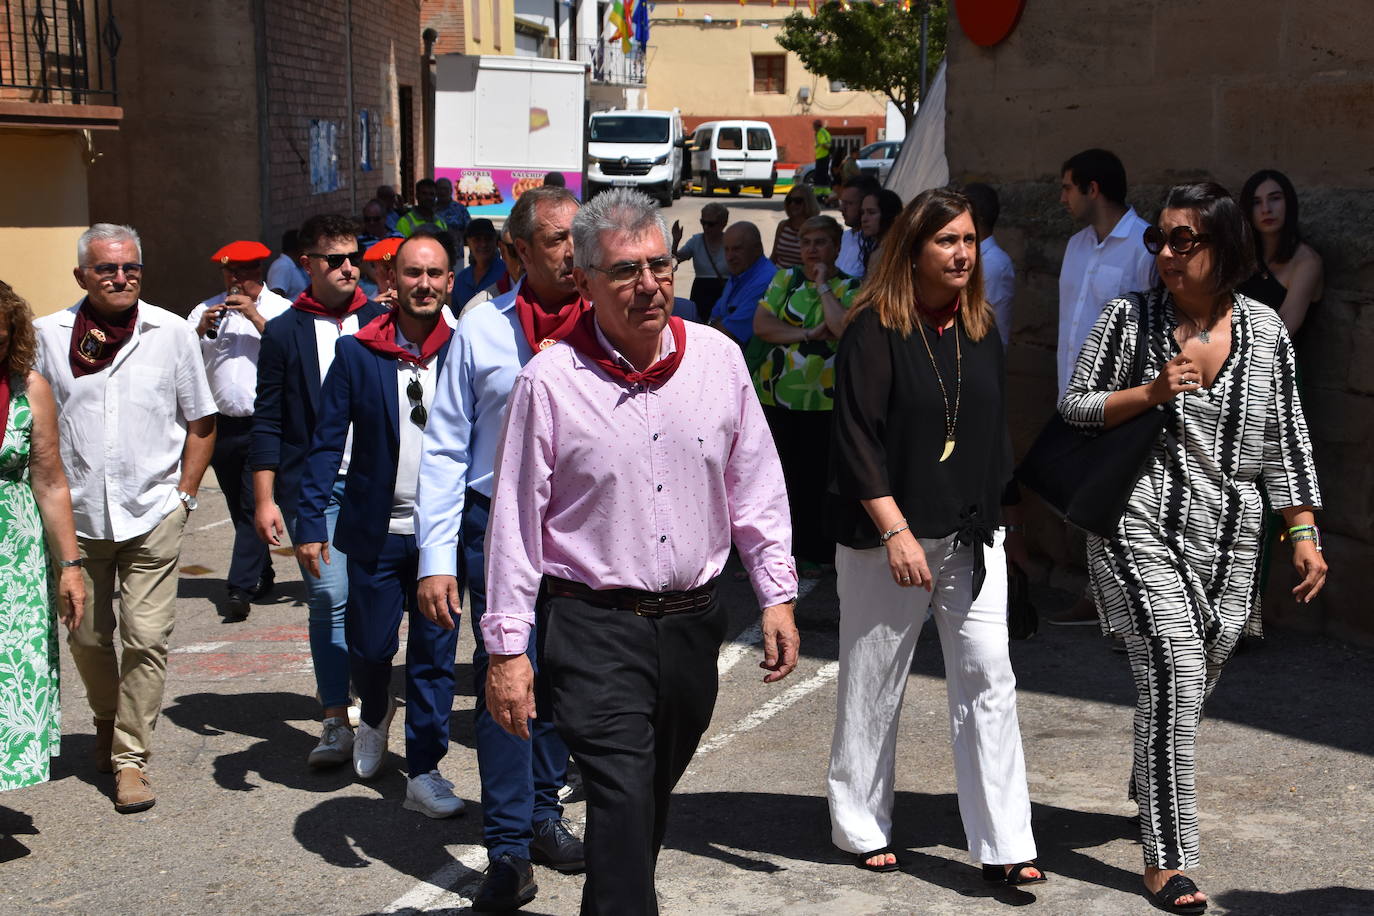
left=483, top=188, right=800, bottom=914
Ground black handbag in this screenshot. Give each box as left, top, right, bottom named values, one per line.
left=1006, top=565, right=1039, bottom=640
left=1015, top=293, right=1164, bottom=538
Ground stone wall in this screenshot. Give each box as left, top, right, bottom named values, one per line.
left=943, top=1, right=1374, bottom=644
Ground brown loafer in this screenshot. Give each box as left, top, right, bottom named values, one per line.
left=93, top=718, right=115, bottom=774
left=114, top=767, right=156, bottom=813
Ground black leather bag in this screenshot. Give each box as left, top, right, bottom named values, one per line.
left=1006, top=565, right=1039, bottom=640
left=1015, top=293, right=1164, bottom=538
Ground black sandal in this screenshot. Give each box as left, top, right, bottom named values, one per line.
left=1150, top=874, right=1207, bottom=914
left=982, top=862, right=1048, bottom=886
left=855, top=847, right=900, bottom=873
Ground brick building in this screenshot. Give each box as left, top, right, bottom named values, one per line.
left=943, top=0, right=1374, bottom=645
left=87, top=0, right=423, bottom=314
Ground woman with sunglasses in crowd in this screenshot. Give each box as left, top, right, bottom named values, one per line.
left=1060, top=182, right=1326, bottom=915
left=827, top=189, right=1043, bottom=885
left=1237, top=169, right=1323, bottom=339
left=771, top=185, right=821, bottom=269
left=670, top=202, right=730, bottom=314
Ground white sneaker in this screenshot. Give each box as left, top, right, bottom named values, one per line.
left=353, top=697, right=394, bottom=779
left=307, top=716, right=354, bottom=768
left=404, top=770, right=466, bottom=819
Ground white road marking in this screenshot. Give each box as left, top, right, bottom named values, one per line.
left=192, top=516, right=233, bottom=533
left=170, top=641, right=230, bottom=654
left=382, top=575, right=827, bottom=913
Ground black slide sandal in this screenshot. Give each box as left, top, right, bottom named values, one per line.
left=855, top=847, right=900, bottom=872
left=982, top=862, right=1049, bottom=886
left=1150, top=874, right=1207, bottom=914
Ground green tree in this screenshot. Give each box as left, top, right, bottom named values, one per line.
left=775, top=1, right=947, bottom=132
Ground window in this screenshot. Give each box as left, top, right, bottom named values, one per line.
left=752, top=55, right=786, bottom=94
left=747, top=127, right=773, bottom=151
left=591, top=116, right=671, bottom=143
left=717, top=128, right=743, bottom=151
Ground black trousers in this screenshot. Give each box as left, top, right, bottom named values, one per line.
left=210, top=414, right=271, bottom=594
left=539, top=585, right=728, bottom=916
left=763, top=405, right=835, bottom=565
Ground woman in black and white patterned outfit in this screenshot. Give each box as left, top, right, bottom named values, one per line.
left=1060, top=182, right=1326, bottom=916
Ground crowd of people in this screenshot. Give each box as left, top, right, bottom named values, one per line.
left=0, top=148, right=1328, bottom=915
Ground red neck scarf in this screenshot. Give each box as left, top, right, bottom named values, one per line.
left=292, top=286, right=369, bottom=327
left=514, top=283, right=589, bottom=354
left=0, top=363, right=12, bottom=444
left=919, top=297, right=961, bottom=338
left=352, top=310, right=451, bottom=367
left=69, top=299, right=139, bottom=378
left=563, top=310, right=688, bottom=388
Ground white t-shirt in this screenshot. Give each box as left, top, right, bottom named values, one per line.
left=390, top=330, right=439, bottom=535
left=314, top=311, right=361, bottom=474
left=187, top=287, right=293, bottom=417
left=836, top=228, right=866, bottom=278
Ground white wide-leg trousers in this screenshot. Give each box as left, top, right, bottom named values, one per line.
left=827, top=531, right=1037, bottom=865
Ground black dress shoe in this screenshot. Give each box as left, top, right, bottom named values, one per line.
left=530, top=817, right=585, bottom=873
left=472, top=854, right=537, bottom=912
left=251, top=575, right=275, bottom=601
left=224, top=590, right=251, bottom=623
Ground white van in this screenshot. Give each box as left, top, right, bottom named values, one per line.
left=586, top=109, right=687, bottom=206
left=687, top=120, right=779, bottom=198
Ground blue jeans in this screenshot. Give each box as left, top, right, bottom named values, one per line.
left=462, top=489, right=568, bottom=860
left=285, top=477, right=351, bottom=711
left=347, top=532, right=460, bottom=775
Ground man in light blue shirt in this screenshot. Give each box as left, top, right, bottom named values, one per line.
left=710, top=222, right=775, bottom=346
left=414, top=186, right=585, bottom=912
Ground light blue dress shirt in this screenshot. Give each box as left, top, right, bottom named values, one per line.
left=415, top=282, right=533, bottom=578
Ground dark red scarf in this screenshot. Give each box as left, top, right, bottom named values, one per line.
left=292, top=286, right=369, bottom=327
left=563, top=310, right=688, bottom=388
left=919, top=298, right=961, bottom=338
left=0, top=364, right=12, bottom=443
left=514, top=284, right=588, bottom=354
left=69, top=299, right=138, bottom=378
left=353, top=310, right=451, bottom=367
left=496, top=273, right=514, bottom=296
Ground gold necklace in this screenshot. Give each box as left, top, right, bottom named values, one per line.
left=914, top=314, right=961, bottom=462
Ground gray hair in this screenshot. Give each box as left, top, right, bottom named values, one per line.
left=572, top=188, right=670, bottom=270
left=78, top=223, right=142, bottom=265
left=507, top=186, right=579, bottom=245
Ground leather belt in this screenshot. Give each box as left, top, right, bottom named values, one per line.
left=545, top=576, right=715, bottom=618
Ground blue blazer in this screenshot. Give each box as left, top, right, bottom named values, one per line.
left=249, top=302, right=388, bottom=520
left=293, top=333, right=453, bottom=566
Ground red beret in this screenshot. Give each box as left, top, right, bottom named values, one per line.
left=210, top=240, right=272, bottom=265
left=365, top=236, right=404, bottom=263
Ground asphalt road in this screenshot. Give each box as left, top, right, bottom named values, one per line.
left=4, top=196, right=1373, bottom=915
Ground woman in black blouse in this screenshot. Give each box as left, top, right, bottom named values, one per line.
left=1237, top=169, right=1323, bottom=337
left=825, top=188, right=1044, bottom=884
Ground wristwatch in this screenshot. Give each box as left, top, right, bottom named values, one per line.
left=59, top=558, right=84, bottom=568
left=177, top=490, right=198, bottom=512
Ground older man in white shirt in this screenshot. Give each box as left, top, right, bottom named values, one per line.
left=188, top=241, right=292, bottom=622
left=35, top=223, right=217, bottom=813
left=1056, top=149, right=1157, bottom=398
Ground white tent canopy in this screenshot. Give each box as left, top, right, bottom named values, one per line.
left=884, top=60, right=948, bottom=199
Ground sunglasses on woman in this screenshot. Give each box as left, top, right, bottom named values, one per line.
left=1143, top=225, right=1210, bottom=255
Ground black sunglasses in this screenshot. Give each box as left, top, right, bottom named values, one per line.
left=406, top=376, right=427, bottom=428
left=308, top=251, right=364, bottom=270
left=1143, top=225, right=1211, bottom=256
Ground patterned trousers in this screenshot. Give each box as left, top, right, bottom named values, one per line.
left=1124, top=627, right=1241, bottom=870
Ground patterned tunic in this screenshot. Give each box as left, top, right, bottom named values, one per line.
left=1060, top=289, right=1321, bottom=639
left=0, top=391, right=61, bottom=791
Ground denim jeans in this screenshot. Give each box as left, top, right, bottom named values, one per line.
left=285, top=477, right=351, bottom=711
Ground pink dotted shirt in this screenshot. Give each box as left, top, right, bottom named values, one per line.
left=482, top=319, right=798, bottom=654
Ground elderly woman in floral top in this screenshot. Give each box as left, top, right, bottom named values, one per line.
left=752, top=214, right=859, bottom=575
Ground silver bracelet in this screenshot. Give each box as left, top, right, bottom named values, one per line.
left=879, top=522, right=909, bottom=544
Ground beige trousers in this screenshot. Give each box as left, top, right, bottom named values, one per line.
left=69, top=507, right=187, bottom=771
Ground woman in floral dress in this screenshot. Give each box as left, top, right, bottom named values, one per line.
left=0, top=280, right=85, bottom=792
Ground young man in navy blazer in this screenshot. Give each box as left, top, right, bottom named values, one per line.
left=250, top=213, right=388, bottom=767
left=294, top=234, right=465, bottom=817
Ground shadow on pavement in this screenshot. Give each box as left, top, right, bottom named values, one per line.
left=1210, top=886, right=1374, bottom=915
left=666, top=790, right=1138, bottom=898
left=0, top=805, right=37, bottom=863
left=293, top=794, right=484, bottom=875
left=162, top=691, right=477, bottom=794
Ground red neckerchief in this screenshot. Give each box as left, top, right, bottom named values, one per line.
left=514, top=284, right=589, bottom=354
left=69, top=298, right=138, bottom=378
left=0, top=365, right=12, bottom=442
left=292, top=286, right=369, bottom=327
left=563, top=310, right=687, bottom=388
left=352, top=310, right=451, bottom=367
left=919, top=297, right=961, bottom=337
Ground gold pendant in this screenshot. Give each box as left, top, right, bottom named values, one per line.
left=939, top=438, right=955, bottom=462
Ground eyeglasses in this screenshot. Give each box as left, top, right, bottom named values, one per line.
left=406, top=376, right=427, bottom=428
left=86, top=262, right=143, bottom=278
left=589, top=256, right=675, bottom=288
left=1143, top=225, right=1211, bottom=256
left=308, top=251, right=364, bottom=270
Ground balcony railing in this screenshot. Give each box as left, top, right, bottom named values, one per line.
left=575, top=38, right=644, bottom=87
left=1, top=0, right=121, bottom=106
